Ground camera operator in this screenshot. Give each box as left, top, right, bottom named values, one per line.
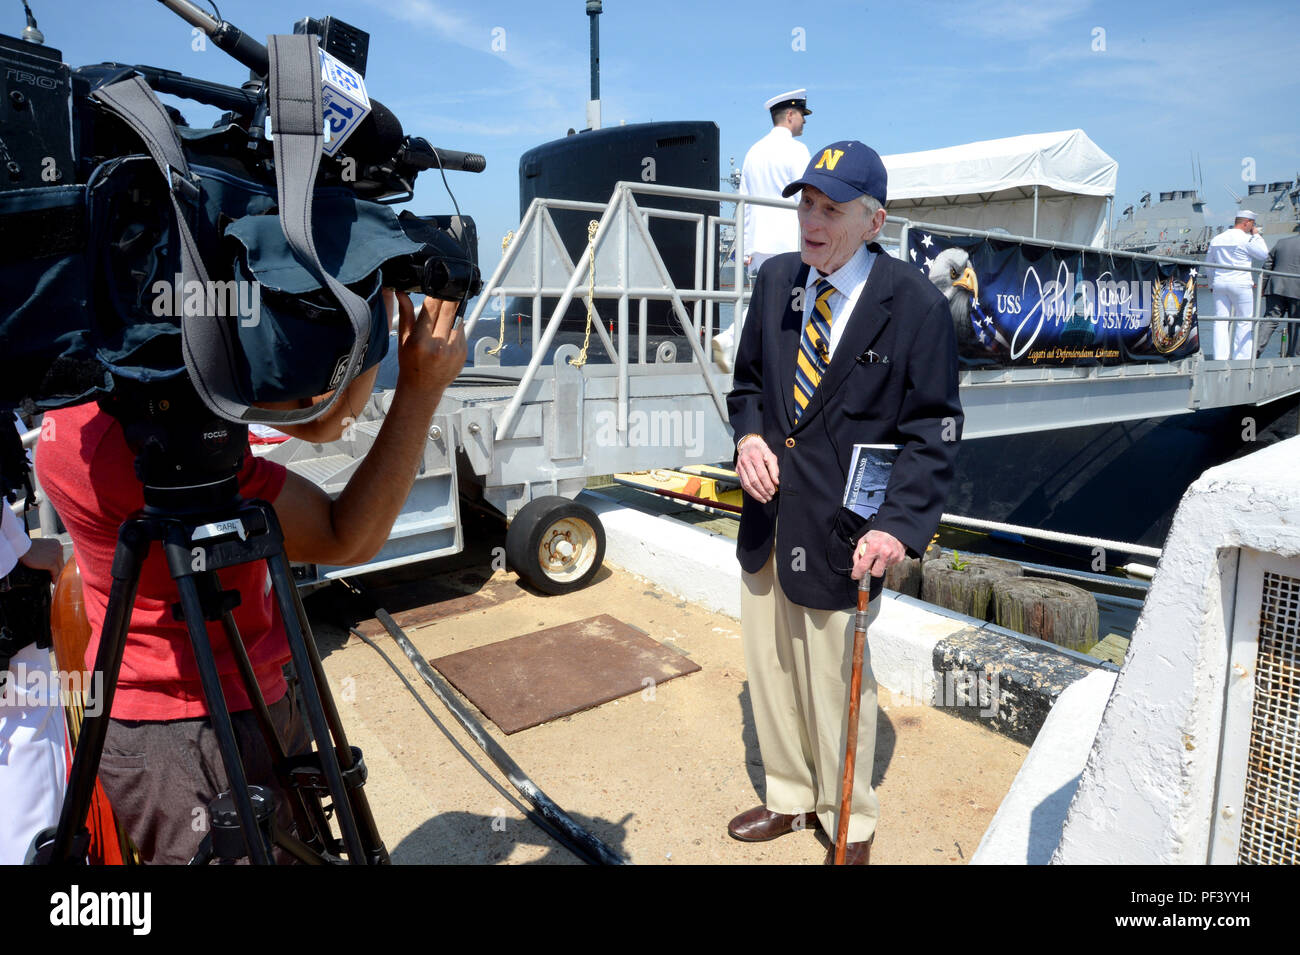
left=35, top=290, right=466, bottom=864
left=0, top=482, right=66, bottom=864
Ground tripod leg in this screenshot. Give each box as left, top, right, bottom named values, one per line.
left=171, top=571, right=272, bottom=865
left=187, top=831, right=214, bottom=866
left=262, top=552, right=369, bottom=864
left=217, top=606, right=332, bottom=854
left=279, top=558, right=389, bottom=863
left=46, top=520, right=149, bottom=864
left=270, top=818, right=328, bottom=866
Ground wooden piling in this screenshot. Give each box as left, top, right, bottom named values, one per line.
left=992, top=577, right=1098, bottom=651
left=921, top=553, right=1023, bottom=621
left=884, top=556, right=923, bottom=597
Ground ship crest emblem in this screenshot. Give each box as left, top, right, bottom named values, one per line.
left=1151, top=273, right=1196, bottom=354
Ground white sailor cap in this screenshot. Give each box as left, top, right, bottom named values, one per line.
left=765, top=88, right=811, bottom=116
left=1236, top=209, right=1258, bottom=221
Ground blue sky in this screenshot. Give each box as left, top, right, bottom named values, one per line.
left=23, top=0, right=1300, bottom=278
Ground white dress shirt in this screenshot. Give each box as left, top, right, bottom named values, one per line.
left=1205, top=228, right=1269, bottom=288
left=801, top=243, right=878, bottom=360
left=739, top=127, right=811, bottom=257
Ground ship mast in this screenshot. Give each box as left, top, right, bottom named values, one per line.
left=586, top=1, right=602, bottom=130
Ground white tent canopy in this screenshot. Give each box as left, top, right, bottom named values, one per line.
left=881, top=129, right=1119, bottom=247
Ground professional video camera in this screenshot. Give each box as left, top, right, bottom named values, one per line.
left=0, top=0, right=484, bottom=425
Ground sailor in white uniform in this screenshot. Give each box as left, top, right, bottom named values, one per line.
left=738, top=89, right=813, bottom=277
left=1205, top=210, right=1270, bottom=359
left=715, top=90, right=812, bottom=371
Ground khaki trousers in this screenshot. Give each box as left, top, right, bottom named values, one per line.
left=741, top=549, right=881, bottom=843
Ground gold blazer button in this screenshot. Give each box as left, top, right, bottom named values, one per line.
left=785, top=437, right=796, bottom=448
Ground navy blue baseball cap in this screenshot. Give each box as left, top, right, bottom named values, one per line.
left=782, top=140, right=888, bottom=205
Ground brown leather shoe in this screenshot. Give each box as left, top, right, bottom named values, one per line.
left=824, top=834, right=874, bottom=865
left=727, top=806, right=819, bottom=842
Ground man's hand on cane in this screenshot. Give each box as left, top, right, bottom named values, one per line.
left=852, top=529, right=904, bottom=581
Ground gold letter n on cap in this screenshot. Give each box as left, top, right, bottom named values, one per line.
left=815, top=148, right=845, bottom=170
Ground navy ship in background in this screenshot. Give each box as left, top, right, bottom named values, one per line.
left=1112, top=177, right=1300, bottom=258
left=1231, top=178, right=1300, bottom=245
left=1113, top=188, right=1214, bottom=257
left=934, top=168, right=1297, bottom=554
left=1111, top=177, right=1299, bottom=349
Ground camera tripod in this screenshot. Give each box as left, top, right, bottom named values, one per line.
left=33, top=386, right=388, bottom=865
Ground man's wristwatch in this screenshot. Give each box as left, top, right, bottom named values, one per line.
left=736, top=433, right=760, bottom=453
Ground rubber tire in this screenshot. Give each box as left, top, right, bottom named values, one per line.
left=505, top=496, right=606, bottom=595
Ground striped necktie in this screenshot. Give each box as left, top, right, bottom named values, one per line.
left=793, top=278, right=837, bottom=422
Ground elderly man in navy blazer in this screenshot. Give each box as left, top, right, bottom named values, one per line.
left=726, top=140, right=963, bottom=864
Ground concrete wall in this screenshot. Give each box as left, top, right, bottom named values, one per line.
left=1053, top=433, right=1300, bottom=864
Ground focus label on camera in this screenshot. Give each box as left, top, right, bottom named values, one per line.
left=319, top=48, right=370, bottom=157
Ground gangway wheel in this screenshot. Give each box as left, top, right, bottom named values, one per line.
left=506, top=496, right=606, bottom=595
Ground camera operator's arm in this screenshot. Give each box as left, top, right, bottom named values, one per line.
left=272, top=292, right=466, bottom=566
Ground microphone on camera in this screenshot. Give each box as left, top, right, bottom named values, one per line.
left=400, top=137, right=488, bottom=174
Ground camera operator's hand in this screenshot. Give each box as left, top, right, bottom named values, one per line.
left=389, top=289, right=467, bottom=397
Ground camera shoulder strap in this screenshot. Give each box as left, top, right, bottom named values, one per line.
left=263, top=33, right=373, bottom=423
left=90, top=36, right=371, bottom=427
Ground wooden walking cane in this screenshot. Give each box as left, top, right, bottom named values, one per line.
left=834, top=572, right=872, bottom=865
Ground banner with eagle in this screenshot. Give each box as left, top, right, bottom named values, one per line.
left=908, top=229, right=1199, bottom=368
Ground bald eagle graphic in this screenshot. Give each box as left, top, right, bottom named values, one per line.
left=927, top=247, right=1005, bottom=353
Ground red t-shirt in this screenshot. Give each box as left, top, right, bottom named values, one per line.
left=36, top=403, right=290, bottom=721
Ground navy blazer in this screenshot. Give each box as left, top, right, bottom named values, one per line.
left=727, top=246, right=963, bottom=611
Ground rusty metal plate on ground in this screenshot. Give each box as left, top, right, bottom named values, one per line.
left=354, top=573, right=523, bottom=636
left=430, top=614, right=701, bottom=734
